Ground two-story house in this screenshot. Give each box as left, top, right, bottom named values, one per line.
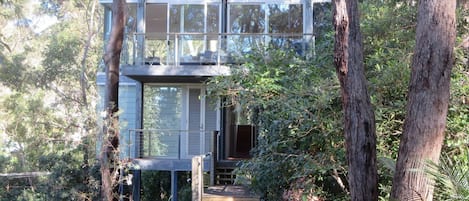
left=97, top=0, right=328, bottom=200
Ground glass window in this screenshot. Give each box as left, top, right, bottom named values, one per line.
left=229, top=4, right=265, bottom=33
left=313, top=3, right=332, bottom=37
left=142, top=86, right=182, bottom=158
left=268, top=4, right=303, bottom=33
left=207, top=4, right=220, bottom=33
left=170, top=4, right=204, bottom=33
left=143, top=86, right=182, bottom=130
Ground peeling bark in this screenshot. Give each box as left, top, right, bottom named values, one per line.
left=332, top=0, right=378, bottom=200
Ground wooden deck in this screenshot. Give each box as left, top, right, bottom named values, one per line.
left=203, top=185, right=260, bottom=201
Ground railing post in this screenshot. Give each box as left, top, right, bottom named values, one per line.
left=175, top=34, right=179, bottom=67
left=148, top=130, right=151, bottom=157
left=178, top=132, right=181, bottom=160
left=128, top=130, right=131, bottom=159
left=200, top=130, right=205, bottom=155
left=135, top=129, right=143, bottom=158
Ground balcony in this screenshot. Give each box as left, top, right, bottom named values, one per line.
left=124, top=129, right=218, bottom=160
left=119, top=33, right=314, bottom=79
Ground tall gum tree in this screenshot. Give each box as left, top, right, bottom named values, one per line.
left=390, top=1, right=457, bottom=200
left=100, top=0, right=125, bottom=200
left=332, top=0, right=378, bottom=200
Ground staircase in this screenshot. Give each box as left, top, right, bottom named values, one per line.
left=193, top=156, right=259, bottom=201
left=204, top=161, right=259, bottom=201
left=214, top=161, right=239, bottom=185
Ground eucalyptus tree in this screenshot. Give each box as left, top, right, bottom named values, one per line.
left=391, top=1, right=458, bottom=200
left=332, top=0, right=378, bottom=200
left=100, top=0, right=125, bottom=199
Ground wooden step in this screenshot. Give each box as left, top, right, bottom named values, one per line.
left=203, top=196, right=260, bottom=201
left=203, top=185, right=260, bottom=201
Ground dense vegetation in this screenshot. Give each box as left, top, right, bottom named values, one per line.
left=0, top=0, right=102, bottom=200
left=0, top=0, right=467, bottom=200
left=207, top=1, right=469, bottom=200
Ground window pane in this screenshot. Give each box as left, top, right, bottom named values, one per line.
left=269, top=4, right=303, bottom=33
left=229, top=4, right=265, bottom=33
left=169, top=5, right=181, bottom=33
left=185, top=5, right=204, bottom=32
left=143, top=86, right=182, bottom=130
left=207, top=4, right=219, bottom=33
left=170, top=4, right=204, bottom=33
left=143, top=86, right=182, bottom=158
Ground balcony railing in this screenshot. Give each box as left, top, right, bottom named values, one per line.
left=124, top=129, right=218, bottom=160
left=120, top=33, right=315, bottom=67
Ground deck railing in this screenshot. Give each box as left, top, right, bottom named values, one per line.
left=120, top=33, right=315, bottom=66
left=124, top=129, right=218, bottom=160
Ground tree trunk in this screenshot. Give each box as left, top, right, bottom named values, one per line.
left=332, top=0, right=378, bottom=200
left=100, top=0, right=125, bottom=200
left=390, top=1, right=457, bottom=201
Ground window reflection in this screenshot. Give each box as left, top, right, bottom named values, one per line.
left=269, top=4, right=303, bottom=34
left=229, top=4, right=265, bottom=33
left=137, top=1, right=316, bottom=65
left=170, top=5, right=204, bottom=33
left=122, top=4, right=137, bottom=65
left=207, top=4, right=220, bottom=34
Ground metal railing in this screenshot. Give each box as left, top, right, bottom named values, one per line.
left=120, top=32, right=315, bottom=66
left=124, top=129, right=218, bottom=160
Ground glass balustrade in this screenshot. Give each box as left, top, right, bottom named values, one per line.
left=125, top=129, right=216, bottom=160
left=120, top=33, right=315, bottom=67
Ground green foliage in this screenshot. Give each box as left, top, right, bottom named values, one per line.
left=141, top=171, right=171, bottom=201
left=140, top=171, right=192, bottom=201
left=0, top=90, right=102, bottom=200
left=360, top=1, right=417, bottom=199
left=207, top=42, right=347, bottom=199
left=427, top=153, right=469, bottom=201
left=207, top=1, right=468, bottom=200
left=0, top=0, right=102, bottom=199
left=41, top=24, right=83, bottom=84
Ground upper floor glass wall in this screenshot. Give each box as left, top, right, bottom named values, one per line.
left=102, top=0, right=330, bottom=66
left=103, top=0, right=324, bottom=36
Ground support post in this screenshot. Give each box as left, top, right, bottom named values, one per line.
left=171, top=171, right=178, bottom=201
left=132, top=170, right=141, bottom=201
left=191, top=156, right=203, bottom=201
left=210, top=131, right=219, bottom=186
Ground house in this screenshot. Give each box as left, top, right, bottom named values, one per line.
left=97, top=0, right=329, bottom=200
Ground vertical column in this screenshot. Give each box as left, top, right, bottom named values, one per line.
left=171, top=171, right=178, bottom=201
left=135, top=0, right=145, bottom=64
left=132, top=170, right=141, bottom=201
left=304, top=0, right=315, bottom=57
left=134, top=82, right=142, bottom=158
left=210, top=131, right=218, bottom=186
